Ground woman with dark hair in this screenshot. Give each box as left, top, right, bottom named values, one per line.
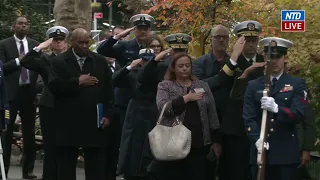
left=152, top=52, right=221, bottom=180
left=145, top=35, right=164, bottom=55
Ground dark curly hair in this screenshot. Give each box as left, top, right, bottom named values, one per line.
left=164, top=52, right=197, bottom=81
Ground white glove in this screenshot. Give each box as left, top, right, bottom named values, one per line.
left=261, top=97, right=279, bottom=113
left=255, top=139, right=269, bottom=151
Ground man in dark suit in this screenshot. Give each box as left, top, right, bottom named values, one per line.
left=243, top=37, right=308, bottom=180
left=20, top=25, right=69, bottom=180
left=0, top=16, right=39, bottom=179
left=48, top=28, right=114, bottom=180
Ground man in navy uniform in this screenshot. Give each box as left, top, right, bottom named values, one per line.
left=20, top=25, right=69, bottom=180
left=97, top=14, right=155, bottom=67
left=137, top=33, right=192, bottom=86
left=219, top=20, right=265, bottom=180
left=243, top=37, right=309, bottom=180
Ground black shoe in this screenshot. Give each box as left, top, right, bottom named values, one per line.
left=22, top=173, right=37, bottom=179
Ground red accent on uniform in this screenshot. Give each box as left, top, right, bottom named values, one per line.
left=282, top=107, right=294, bottom=120
left=300, top=97, right=309, bottom=104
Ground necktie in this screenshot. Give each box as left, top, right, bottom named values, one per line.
left=20, top=41, right=28, bottom=82
left=109, top=65, right=115, bottom=72
left=248, top=59, right=254, bottom=65
left=79, top=58, right=85, bottom=70
left=272, top=78, right=278, bottom=87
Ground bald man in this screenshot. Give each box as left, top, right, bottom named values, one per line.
left=191, top=25, right=231, bottom=180
left=48, top=28, right=114, bottom=180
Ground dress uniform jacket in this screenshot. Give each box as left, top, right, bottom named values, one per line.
left=97, top=36, right=141, bottom=67
left=112, top=66, right=158, bottom=176
left=20, top=50, right=55, bottom=108
left=221, top=54, right=265, bottom=135
left=48, top=49, right=114, bottom=147
left=243, top=73, right=308, bottom=165
left=97, top=36, right=140, bottom=109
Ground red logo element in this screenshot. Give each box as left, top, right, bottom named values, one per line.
left=281, top=21, right=305, bottom=32
left=94, top=12, right=103, bottom=19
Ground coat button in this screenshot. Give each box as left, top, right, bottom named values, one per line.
left=268, top=134, right=270, bottom=137
left=270, top=128, right=274, bottom=132
left=292, top=134, right=294, bottom=137
left=271, top=119, right=274, bottom=122
left=285, top=98, right=288, bottom=100
left=247, top=127, right=251, bottom=132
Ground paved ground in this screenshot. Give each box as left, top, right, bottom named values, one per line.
left=6, top=156, right=122, bottom=180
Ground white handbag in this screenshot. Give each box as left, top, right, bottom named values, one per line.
left=148, top=103, right=191, bottom=161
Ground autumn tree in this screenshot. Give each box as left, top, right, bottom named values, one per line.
left=144, top=0, right=233, bottom=56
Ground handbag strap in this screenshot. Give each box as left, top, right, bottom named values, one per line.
left=156, top=102, right=168, bottom=124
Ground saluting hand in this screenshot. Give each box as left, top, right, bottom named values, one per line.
left=37, top=38, right=53, bottom=50
left=79, top=73, right=99, bottom=86
left=155, top=48, right=172, bottom=61
left=231, top=36, right=246, bottom=62
left=114, top=27, right=135, bottom=40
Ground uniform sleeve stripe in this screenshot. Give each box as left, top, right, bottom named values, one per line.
left=222, top=65, right=234, bottom=76
left=282, top=107, right=294, bottom=120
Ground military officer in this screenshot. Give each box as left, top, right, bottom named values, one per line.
left=97, top=14, right=155, bottom=67
left=219, top=20, right=266, bottom=180
left=20, top=26, right=69, bottom=180
left=243, top=37, right=309, bottom=180
left=96, top=14, right=154, bottom=134
left=137, top=33, right=192, bottom=87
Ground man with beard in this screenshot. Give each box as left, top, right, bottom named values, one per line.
left=20, top=26, right=69, bottom=180
left=0, top=16, right=39, bottom=179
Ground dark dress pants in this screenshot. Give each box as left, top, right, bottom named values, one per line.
left=105, top=108, right=122, bottom=180
left=3, top=85, right=36, bottom=175
left=219, top=134, right=251, bottom=180
left=150, top=147, right=209, bottom=180
left=39, top=105, right=57, bottom=180
left=56, top=146, right=105, bottom=180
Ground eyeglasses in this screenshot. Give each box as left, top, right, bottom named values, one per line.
left=149, top=45, right=161, bottom=48
left=213, top=35, right=229, bottom=40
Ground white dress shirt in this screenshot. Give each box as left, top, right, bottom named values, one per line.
left=244, top=54, right=257, bottom=63
left=14, top=35, right=30, bottom=85
left=110, top=61, right=116, bottom=73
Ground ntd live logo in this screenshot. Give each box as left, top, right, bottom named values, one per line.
left=281, top=10, right=305, bottom=32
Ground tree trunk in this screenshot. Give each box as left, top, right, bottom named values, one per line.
left=53, top=0, right=92, bottom=32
